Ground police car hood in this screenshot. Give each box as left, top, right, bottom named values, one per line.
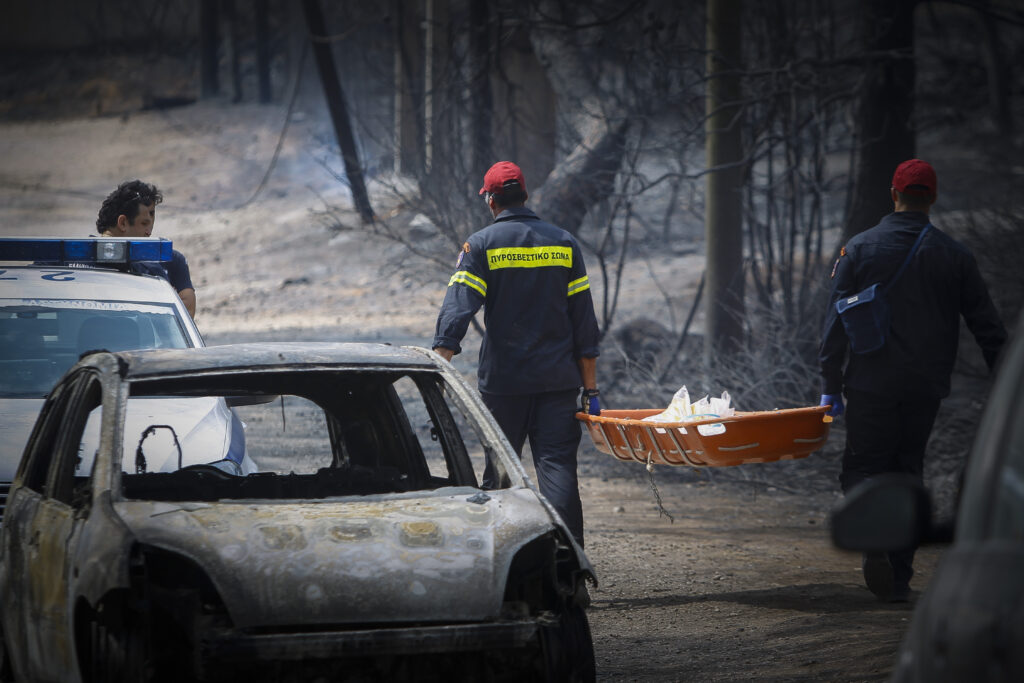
left=0, top=396, right=251, bottom=483
left=82, top=397, right=252, bottom=475
left=114, top=487, right=587, bottom=628
left=0, top=398, right=44, bottom=481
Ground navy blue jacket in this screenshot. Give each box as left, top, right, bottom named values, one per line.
left=433, top=207, right=601, bottom=395
left=819, top=212, right=1006, bottom=399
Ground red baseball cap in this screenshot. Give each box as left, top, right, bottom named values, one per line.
left=479, top=161, right=527, bottom=196
left=891, top=159, right=937, bottom=196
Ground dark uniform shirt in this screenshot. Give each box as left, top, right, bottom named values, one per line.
left=819, top=211, right=1006, bottom=399
left=132, top=249, right=193, bottom=293
left=433, top=207, right=601, bottom=395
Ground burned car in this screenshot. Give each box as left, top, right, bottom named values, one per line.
left=0, top=343, right=595, bottom=682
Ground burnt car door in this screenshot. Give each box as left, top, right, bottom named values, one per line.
left=20, top=370, right=101, bottom=679
left=1, top=372, right=77, bottom=674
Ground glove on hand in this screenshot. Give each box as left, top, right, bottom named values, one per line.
left=581, top=389, right=601, bottom=416
left=820, top=393, right=845, bottom=418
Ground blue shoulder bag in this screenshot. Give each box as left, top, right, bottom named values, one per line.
left=835, top=224, right=931, bottom=355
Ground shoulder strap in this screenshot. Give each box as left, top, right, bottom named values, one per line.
left=883, top=223, right=931, bottom=293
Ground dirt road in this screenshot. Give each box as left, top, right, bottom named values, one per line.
left=581, top=467, right=935, bottom=682
left=2, top=105, right=941, bottom=682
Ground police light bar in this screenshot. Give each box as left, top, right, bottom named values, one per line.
left=0, top=237, right=173, bottom=265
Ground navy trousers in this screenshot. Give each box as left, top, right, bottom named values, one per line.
left=480, top=389, right=585, bottom=547
left=841, top=388, right=941, bottom=588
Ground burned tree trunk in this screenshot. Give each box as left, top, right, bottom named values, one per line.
left=302, top=0, right=375, bottom=224
left=255, top=0, right=272, bottom=104
left=978, top=0, right=1012, bottom=138
left=841, top=0, right=917, bottom=243
left=199, top=0, right=219, bottom=98
left=704, top=0, right=745, bottom=361
left=223, top=0, right=242, bottom=102
left=530, top=118, right=629, bottom=234
left=468, top=0, right=494, bottom=181
left=526, top=1, right=629, bottom=233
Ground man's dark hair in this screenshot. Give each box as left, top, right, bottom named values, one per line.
left=895, top=188, right=933, bottom=212
left=96, top=180, right=163, bottom=231
left=490, top=181, right=527, bottom=208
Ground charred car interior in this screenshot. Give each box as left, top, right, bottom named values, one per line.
left=0, top=344, right=595, bottom=683
left=114, top=370, right=495, bottom=501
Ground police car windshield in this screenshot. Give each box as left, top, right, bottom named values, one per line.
left=0, top=301, right=190, bottom=398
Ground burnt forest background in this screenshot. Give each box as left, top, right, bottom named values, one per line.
left=3, top=0, right=1024, bottom=510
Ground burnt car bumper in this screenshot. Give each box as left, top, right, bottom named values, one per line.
left=199, top=618, right=539, bottom=661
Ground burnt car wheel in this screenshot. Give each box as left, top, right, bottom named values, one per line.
left=85, top=609, right=147, bottom=683
left=540, top=605, right=596, bottom=683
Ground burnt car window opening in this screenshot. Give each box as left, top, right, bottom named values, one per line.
left=0, top=303, right=189, bottom=398
left=52, top=376, right=103, bottom=506
left=393, top=375, right=448, bottom=480
left=439, top=380, right=508, bottom=486
left=392, top=374, right=487, bottom=488
left=18, top=380, right=74, bottom=495
left=115, top=370, right=505, bottom=502
left=237, top=394, right=334, bottom=474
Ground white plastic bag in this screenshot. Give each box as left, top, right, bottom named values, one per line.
left=642, top=386, right=734, bottom=423
left=642, top=386, right=692, bottom=423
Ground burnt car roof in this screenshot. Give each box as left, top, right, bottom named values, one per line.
left=101, top=342, right=441, bottom=380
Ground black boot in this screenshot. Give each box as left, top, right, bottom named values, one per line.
left=862, top=552, right=894, bottom=601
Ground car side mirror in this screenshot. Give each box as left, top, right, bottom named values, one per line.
left=830, top=475, right=932, bottom=552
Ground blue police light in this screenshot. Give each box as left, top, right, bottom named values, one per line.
left=0, top=237, right=173, bottom=265
left=64, top=239, right=105, bottom=262
left=128, top=239, right=173, bottom=262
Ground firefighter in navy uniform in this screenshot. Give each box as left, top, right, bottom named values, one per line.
left=819, top=158, right=1006, bottom=602
left=433, top=161, right=601, bottom=548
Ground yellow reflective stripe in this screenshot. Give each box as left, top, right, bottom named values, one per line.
left=486, top=246, right=573, bottom=270
left=567, top=275, right=590, bottom=297
left=448, top=270, right=487, bottom=297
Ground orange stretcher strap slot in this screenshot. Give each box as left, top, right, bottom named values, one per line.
left=576, top=406, right=832, bottom=467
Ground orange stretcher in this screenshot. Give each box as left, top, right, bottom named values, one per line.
left=577, top=406, right=832, bottom=467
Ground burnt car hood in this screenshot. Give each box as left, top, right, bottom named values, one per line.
left=113, top=487, right=581, bottom=628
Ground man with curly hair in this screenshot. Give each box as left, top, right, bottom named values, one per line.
left=96, top=179, right=196, bottom=318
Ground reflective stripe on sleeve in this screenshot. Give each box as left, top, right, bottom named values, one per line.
left=486, top=246, right=573, bottom=270
left=449, top=270, right=487, bottom=297
left=567, top=275, right=590, bottom=297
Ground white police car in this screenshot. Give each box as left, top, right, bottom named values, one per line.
left=0, top=237, right=252, bottom=522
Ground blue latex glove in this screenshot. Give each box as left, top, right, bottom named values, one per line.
left=581, top=389, right=601, bottom=416
left=820, top=393, right=845, bottom=418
